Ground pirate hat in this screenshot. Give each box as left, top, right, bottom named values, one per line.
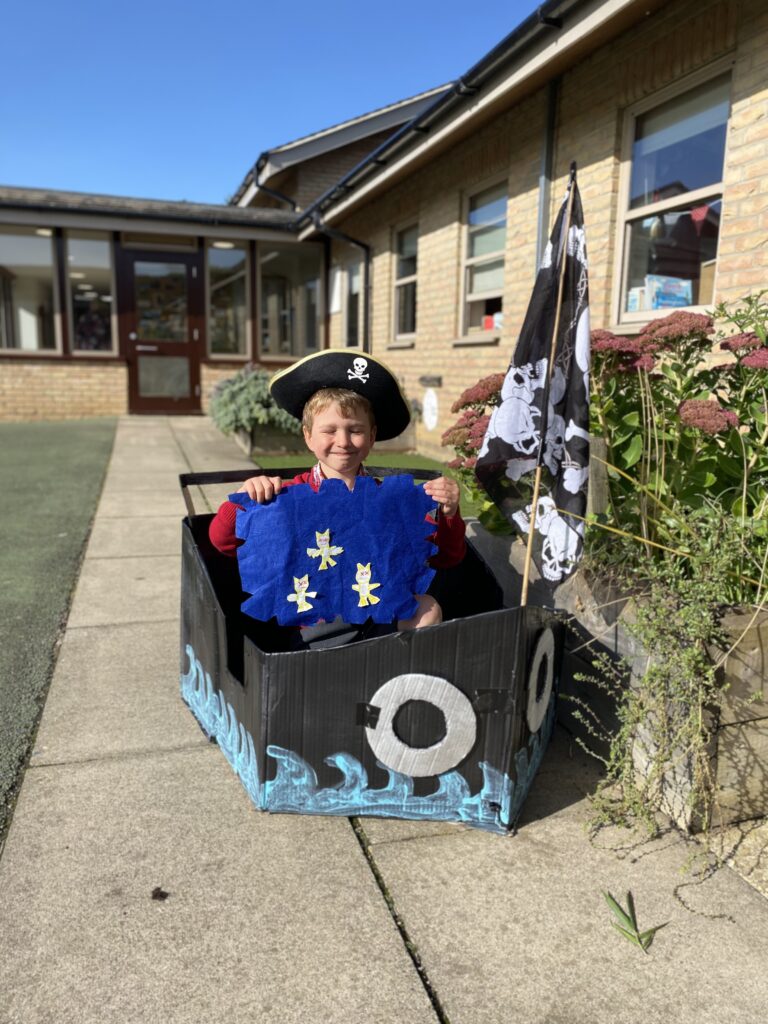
left=269, top=350, right=411, bottom=441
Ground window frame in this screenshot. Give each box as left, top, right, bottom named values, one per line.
left=460, top=178, right=508, bottom=338
left=205, top=241, right=251, bottom=361
left=343, top=254, right=363, bottom=349
left=391, top=221, right=418, bottom=344
left=0, top=225, right=63, bottom=357
left=65, top=229, right=119, bottom=359
left=612, top=59, right=732, bottom=328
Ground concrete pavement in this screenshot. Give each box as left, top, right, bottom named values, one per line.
left=1, top=415, right=767, bottom=1024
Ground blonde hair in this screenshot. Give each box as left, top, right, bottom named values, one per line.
left=302, top=388, right=375, bottom=433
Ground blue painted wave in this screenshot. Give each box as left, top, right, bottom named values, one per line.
left=181, top=644, right=554, bottom=834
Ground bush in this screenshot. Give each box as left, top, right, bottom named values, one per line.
left=209, top=364, right=301, bottom=438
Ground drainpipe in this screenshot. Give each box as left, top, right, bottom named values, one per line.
left=309, top=212, right=371, bottom=354
left=251, top=156, right=297, bottom=211
left=536, top=76, right=560, bottom=271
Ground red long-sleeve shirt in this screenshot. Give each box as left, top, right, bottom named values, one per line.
left=208, top=469, right=466, bottom=569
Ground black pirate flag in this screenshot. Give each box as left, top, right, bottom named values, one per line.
left=475, top=171, right=590, bottom=587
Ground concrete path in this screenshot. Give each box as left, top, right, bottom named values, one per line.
left=1, top=415, right=767, bottom=1024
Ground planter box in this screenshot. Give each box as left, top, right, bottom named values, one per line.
left=465, top=520, right=768, bottom=833
left=232, top=425, right=305, bottom=456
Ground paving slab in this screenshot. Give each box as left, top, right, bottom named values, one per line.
left=85, top=516, right=182, bottom=558
left=100, top=469, right=186, bottom=495
left=0, top=747, right=435, bottom=1024
left=96, top=491, right=187, bottom=519
left=67, top=555, right=180, bottom=628
left=364, top=731, right=768, bottom=1024
left=30, top=621, right=200, bottom=766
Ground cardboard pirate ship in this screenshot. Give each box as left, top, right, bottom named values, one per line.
left=179, top=467, right=561, bottom=835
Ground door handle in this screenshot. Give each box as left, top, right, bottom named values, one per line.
left=135, top=344, right=158, bottom=352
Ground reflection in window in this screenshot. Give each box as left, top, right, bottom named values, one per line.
left=464, top=183, right=506, bottom=333
left=67, top=232, right=113, bottom=352
left=135, top=261, right=187, bottom=341
left=622, top=74, right=730, bottom=315
left=259, top=243, right=322, bottom=357
left=208, top=243, right=247, bottom=356
left=0, top=227, right=56, bottom=351
left=394, top=225, right=417, bottom=337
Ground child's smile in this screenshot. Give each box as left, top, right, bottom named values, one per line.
left=303, top=402, right=376, bottom=485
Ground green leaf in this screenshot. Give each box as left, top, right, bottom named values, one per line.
left=622, top=435, right=644, bottom=469
left=638, top=924, right=668, bottom=952
left=603, top=891, right=635, bottom=932
left=622, top=412, right=641, bottom=427
left=611, top=921, right=644, bottom=949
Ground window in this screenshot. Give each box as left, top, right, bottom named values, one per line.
left=259, top=242, right=322, bottom=358
left=345, top=258, right=362, bottom=347
left=208, top=242, right=248, bottom=357
left=0, top=227, right=58, bottom=352
left=393, top=225, right=417, bottom=338
left=463, top=182, right=506, bottom=334
left=617, top=71, right=730, bottom=320
left=66, top=232, right=115, bottom=353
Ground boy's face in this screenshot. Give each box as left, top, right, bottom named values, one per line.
left=303, top=401, right=376, bottom=479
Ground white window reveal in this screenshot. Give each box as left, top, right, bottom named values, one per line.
left=463, top=182, right=507, bottom=335
left=393, top=224, right=418, bottom=338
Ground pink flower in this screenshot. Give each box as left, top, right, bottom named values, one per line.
left=631, top=354, right=656, bottom=372
left=466, top=414, right=491, bottom=451
left=441, top=425, right=470, bottom=447
left=741, top=347, right=768, bottom=370
left=463, top=456, right=478, bottom=469
left=678, top=399, right=740, bottom=435
left=642, top=311, right=714, bottom=344
left=451, top=373, right=506, bottom=413
left=446, top=457, right=463, bottom=469
left=720, top=332, right=761, bottom=353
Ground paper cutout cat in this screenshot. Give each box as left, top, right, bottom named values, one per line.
left=306, top=528, right=344, bottom=570
left=351, top=563, right=381, bottom=607
left=286, top=575, right=317, bottom=613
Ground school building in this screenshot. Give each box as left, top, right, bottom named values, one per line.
left=1, top=0, right=765, bottom=459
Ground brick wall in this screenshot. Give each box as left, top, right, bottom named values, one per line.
left=201, top=363, right=241, bottom=413
left=324, top=0, right=764, bottom=460
left=0, top=361, right=127, bottom=420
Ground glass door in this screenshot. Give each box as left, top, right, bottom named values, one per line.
left=123, top=251, right=203, bottom=413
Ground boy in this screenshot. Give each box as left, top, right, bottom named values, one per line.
left=209, top=351, right=464, bottom=643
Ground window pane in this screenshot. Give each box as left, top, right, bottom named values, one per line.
left=468, top=258, right=504, bottom=295
left=630, top=75, right=729, bottom=208
left=623, top=199, right=721, bottom=312
left=396, top=226, right=418, bottom=279
left=209, top=245, right=247, bottom=355
left=469, top=222, right=506, bottom=258
left=468, top=184, right=507, bottom=228
left=467, top=296, right=503, bottom=332
left=396, top=281, right=417, bottom=335
left=67, top=233, right=113, bottom=352
left=0, top=228, right=56, bottom=351
left=135, top=261, right=188, bottom=341
left=259, top=243, right=322, bottom=357
left=347, top=261, right=361, bottom=347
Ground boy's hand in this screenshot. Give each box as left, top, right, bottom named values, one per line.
left=423, top=476, right=460, bottom=518
left=236, top=475, right=283, bottom=503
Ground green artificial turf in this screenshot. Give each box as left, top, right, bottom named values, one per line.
left=0, top=419, right=116, bottom=840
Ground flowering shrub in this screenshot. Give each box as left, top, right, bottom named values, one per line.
left=591, top=297, right=768, bottom=602
left=440, top=372, right=509, bottom=529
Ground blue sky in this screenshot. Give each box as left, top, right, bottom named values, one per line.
left=1, top=0, right=541, bottom=205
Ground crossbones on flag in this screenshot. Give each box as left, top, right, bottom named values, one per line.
left=475, top=173, right=590, bottom=587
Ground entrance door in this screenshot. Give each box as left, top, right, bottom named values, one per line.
left=123, top=251, right=204, bottom=413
